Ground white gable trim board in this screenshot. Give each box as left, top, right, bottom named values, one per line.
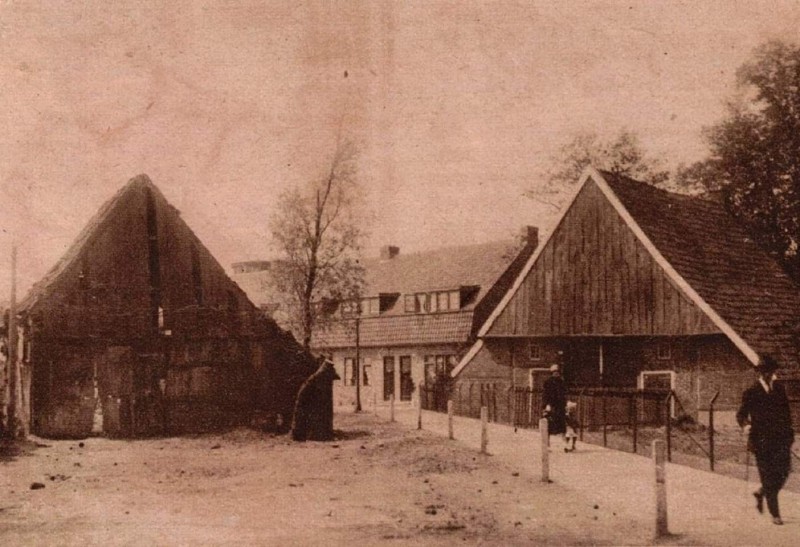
left=474, top=166, right=760, bottom=368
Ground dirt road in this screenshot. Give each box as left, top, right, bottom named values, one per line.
left=1, top=411, right=648, bottom=546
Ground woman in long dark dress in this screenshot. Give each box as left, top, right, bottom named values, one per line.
left=542, top=364, right=567, bottom=439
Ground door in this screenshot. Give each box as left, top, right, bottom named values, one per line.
left=131, top=354, right=168, bottom=437
left=562, top=338, right=601, bottom=387
left=383, top=356, right=395, bottom=401
left=400, top=356, right=413, bottom=401
left=96, top=346, right=135, bottom=437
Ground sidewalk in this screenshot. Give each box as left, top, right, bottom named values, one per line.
left=381, top=404, right=799, bottom=546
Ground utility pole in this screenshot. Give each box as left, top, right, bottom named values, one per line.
left=7, top=244, right=18, bottom=437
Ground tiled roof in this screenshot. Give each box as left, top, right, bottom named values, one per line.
left=602, top=171, right=800, bottom=368
left=312, top=310, right=475, bottom=349
left=360, top=240, right=522, bottom=314
left=310, top=239, right=537, bottom=349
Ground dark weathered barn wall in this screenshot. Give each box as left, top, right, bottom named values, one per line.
left=455, top=334, right=751, bottom=420
left=25, top=177, right=315, bottom=438
left=486, top=180, right=720, bottom=338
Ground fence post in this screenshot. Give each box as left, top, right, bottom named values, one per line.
left=653, top=439, right=669, bottom=538
left=509, top=386, right=514, bottom=428
left=448, top=399, right=454, bottom=440
left=390, top=393, right=395, bottom=422
left=664, top=392, right=672, bottom=463
left=528, top=388, right=534, bottom=427
left=491, top=384, right=497, bottom=422
left=709, top=391, right=719, bottom=471
left=373, top=391, right=377, bottom=411
left=480, top=406, right=488, bottom=454
left=632, top=392, right=638, bottom=454
left=602, top=389, right=608, bottom=448
left=578, top=388, right=585, bottom=442
left=417, top=382, right=423, bottom=430
left=540, top=417, right=550, bottom=482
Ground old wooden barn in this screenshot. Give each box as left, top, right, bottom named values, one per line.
left=10, top=175, right=315, bottom=438
left=453, top=167, right=800, bottom=423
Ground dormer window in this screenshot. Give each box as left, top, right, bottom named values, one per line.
left=362, top=297, right=379, bottom=316
left=340, top=300, right=359, bottom=317
left=437, top=292, right=449, bottom=311
left=416, top=293, right=430, bottom=312
left=404, top=290, right=463, bottom=313
left=340, top=297, right=383, bottom=317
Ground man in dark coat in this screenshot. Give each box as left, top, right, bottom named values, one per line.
left=542, top=364, right=567, bottom=442
left=736, top=356, right=794, bottom=525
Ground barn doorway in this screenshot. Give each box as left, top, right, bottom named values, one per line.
left=93, top=346, right=135, bottom=437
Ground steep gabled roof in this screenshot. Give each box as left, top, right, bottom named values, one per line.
left=19, top=174, right=258, bottom=317
left=603, top=170, right=800, bottom=368
left=19, top=175, right=152, bottom=312
left=469, top=167, right=800, bottom=374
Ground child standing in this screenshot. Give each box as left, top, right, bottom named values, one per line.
left=564, top=400, right=578, bottom=452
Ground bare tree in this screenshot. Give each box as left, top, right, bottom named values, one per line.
left=270, top=142, right=366, bottom=350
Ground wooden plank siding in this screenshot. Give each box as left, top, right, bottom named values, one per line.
left=486, top=180, right=719, bottom=337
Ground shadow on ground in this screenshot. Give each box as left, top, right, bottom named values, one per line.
left=334, top=428, right=373, bottom=441
left=0, top=438, right=44, bottom=463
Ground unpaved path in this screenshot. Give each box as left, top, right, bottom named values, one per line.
left=0, top=411, right=650, bottom=546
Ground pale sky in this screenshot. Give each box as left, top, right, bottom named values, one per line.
left=2, top=1, right=800, bottom=298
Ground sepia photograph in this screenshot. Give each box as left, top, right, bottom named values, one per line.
left=1, top=1, right=800, bottom=545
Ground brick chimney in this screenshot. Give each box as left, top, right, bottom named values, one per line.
left=379, top=245, right=400, bottom=260
left=520, top=225, right=539, bottom=249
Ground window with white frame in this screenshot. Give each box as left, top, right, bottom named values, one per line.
left=529, top=341, right=542, bottom=361
left=363, top=298, right=380, bottom=315
left=657, top=342, right=671, bottom=360
left=404, top=290, right=462, bottom=314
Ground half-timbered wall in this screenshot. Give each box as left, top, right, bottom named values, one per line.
left=486, top=179, right=719, bottom=337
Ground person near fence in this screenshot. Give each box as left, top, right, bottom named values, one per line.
left=736, top=355, right=794, bottom=525
left=542, top=364, right=568, bottom=448
left=564, top=400, right=578, bottom=452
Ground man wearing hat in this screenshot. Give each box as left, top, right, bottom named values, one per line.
left=736, top=355, right=795, bottom=525
left=542, top=364, right=568, bottom=447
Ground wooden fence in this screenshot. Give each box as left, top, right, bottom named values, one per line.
left=424, top=383, right=669, bottom=430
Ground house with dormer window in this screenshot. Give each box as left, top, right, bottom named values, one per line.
left=309, top=228, right=539, bottom=407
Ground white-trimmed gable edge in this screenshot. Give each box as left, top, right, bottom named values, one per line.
left=469, top=166, right=759, bottom=370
